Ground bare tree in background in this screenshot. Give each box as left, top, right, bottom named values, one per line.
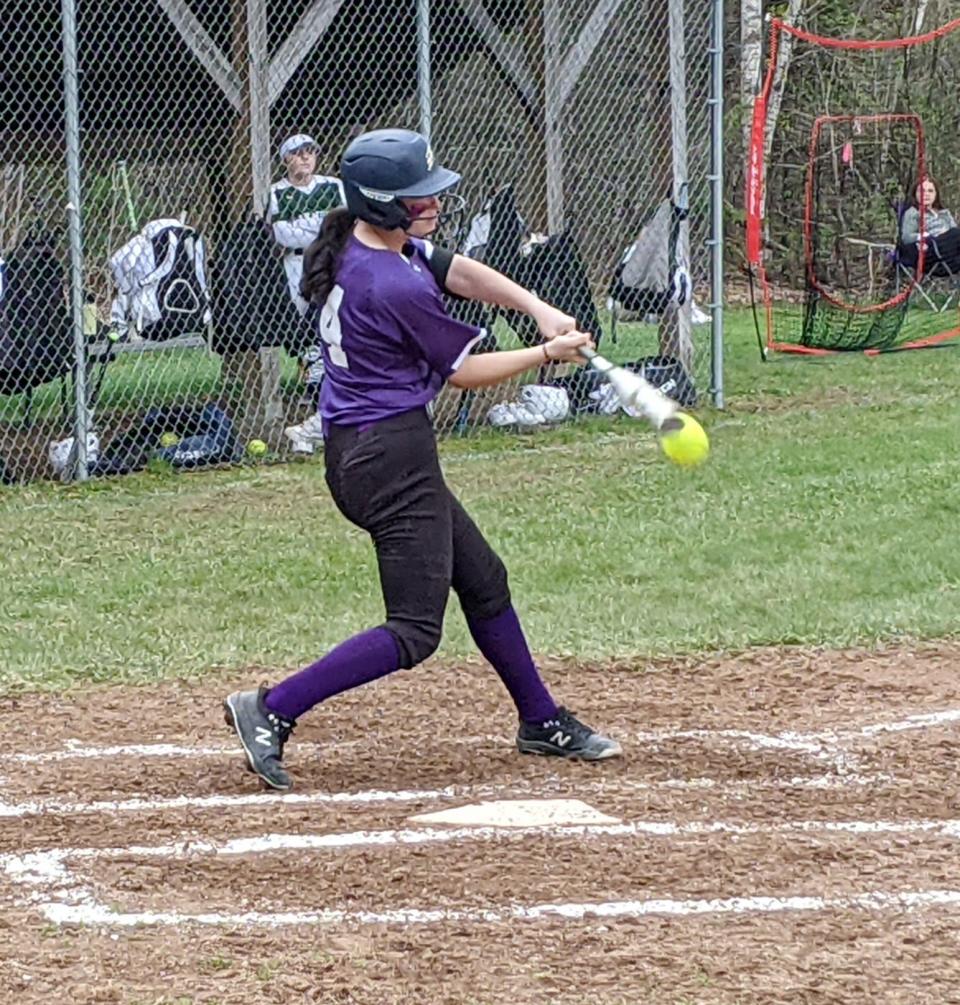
left=739, top=0, right=763, bottom=163
left=762, top=0, right=805, bottom=165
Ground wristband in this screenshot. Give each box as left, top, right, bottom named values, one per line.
left=541, top=343, right=551, bottom=363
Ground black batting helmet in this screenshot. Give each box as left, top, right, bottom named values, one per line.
left=340, top=129, right=461, bottom=230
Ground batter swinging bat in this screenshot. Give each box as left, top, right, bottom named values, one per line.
left=578, top=346, right=709, bottom=466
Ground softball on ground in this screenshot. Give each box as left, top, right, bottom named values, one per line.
left=159, top=431, right=179, bottom=448
left=658, top=412, right=709, bottom=467
left=246, top=439, right=268, bottom=458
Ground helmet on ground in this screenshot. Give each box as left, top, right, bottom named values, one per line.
left=340, top=129, right=461, bottom=230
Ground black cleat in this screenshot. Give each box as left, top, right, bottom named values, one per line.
left=223, top=686, right=296, bottom=791
left=517, top=707, right=622, bottom=761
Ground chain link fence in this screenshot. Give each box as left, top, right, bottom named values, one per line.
left=0, top=0, right=723, bottom=486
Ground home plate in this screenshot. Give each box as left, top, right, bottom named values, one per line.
left=408, top=799, right=621, bottom=828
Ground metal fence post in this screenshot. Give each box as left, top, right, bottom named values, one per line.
left=710, top=0, right=725, bottom=409
left=61, top=0, right=89, bottom=480
left=417, top=0, right=432, bottom=141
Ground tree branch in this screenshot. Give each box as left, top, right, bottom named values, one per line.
left=156, top=0, right=241, bottom=110
left=455, top=0, right=537, bottom=108
left=268, top=0, right=348, bottom=105
left=556, top=0, right=628, bottom=111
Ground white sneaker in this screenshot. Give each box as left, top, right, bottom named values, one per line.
left=284, top=412, right=325, bottom=455
left=487, top=402, right=546, bottom=428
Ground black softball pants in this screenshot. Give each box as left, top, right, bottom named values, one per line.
left=323, top=407, right=511, bottom=668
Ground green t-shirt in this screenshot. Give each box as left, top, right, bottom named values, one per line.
left=268, top=175, right=345, bottom=251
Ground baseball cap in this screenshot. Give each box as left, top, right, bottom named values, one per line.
left=279, top=134, right=318, bottom=159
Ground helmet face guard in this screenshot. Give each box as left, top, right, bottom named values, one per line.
left=434, top=191, right=467, bottom=248
left=400, top=191, right=467, bottom=246
left=341, top=129, right=462, bottom=232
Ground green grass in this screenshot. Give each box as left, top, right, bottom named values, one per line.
left=2, top=307, right=959, bottom=692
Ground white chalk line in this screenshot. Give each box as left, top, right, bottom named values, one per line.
left=40, top=887, right=960, bottom=929
left=2, top=707, right=956, bottom=932
left=855, top=708, right=960, bottom=737
left=7, top=817, right=960, bottom=929
left=1, top=703, right=951, bottom=822
left=0, top=772, right=892, bottom=820
left=11, top=707, right=958, bottom=767
left=9, top=740, right=326, bottom=765
left=6, top=815, right=960, bottom=909
left=634, top=708, right=960, bottom=754
left=11, top=813, right=960, bottom=869
left=0, top=785, right=458, bottom=819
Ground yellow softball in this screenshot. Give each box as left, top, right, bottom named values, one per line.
left=658, top=412, right=709, bottom=467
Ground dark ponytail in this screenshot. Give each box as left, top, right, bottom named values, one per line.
left=301, top=207, right=357, bottom=306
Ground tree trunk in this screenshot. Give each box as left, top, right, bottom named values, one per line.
left=229, top=0, right=253, bottom=220
left=914, top=0, right=930, bottom=33
left=740, top=0, right=763, bottom=164
left=763, top=0, right=805, bottom=167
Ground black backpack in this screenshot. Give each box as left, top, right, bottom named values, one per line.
left=0, top=230, right=71, bottom=397
left=458, top=185, right=604, bottom=349
left=108, top=220, right=211, bottom=342
left=211, top=216, right=308, bottom=356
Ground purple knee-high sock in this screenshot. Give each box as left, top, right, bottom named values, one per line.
left=466, top=605, right=558, bottom=723
left=264, top=627, right=401, bottom=721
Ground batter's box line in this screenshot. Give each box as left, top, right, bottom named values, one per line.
left=5, top=706, right=956, bottom=809
left=13, top=706, right=959, bottom=768
left=6, top=817, right=960, bottom=929
left=634, top=707, right=960, bottom=761
left=40, top=887, right=960, bottom=929
left=0, top=772, right=895, bottom=820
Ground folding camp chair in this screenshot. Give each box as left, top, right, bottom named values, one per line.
left=849, top=202, right=960, bottom=313
left=909, top=244, right=960, bottom=313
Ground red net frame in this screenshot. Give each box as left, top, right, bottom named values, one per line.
left=746, top=16, right=960, bottom=357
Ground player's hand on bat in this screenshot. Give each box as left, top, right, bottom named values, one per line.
left=532, top=302, right=578, bottom=341
left=543, top=330, right=594, bottom=364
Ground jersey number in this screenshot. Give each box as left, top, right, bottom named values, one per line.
left=319, top=284, right=348, bottom=368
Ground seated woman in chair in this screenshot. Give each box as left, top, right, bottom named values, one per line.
left=899, top=176, right=960, bottom=274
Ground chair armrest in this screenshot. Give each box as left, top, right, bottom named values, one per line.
left=843, top=237, right=895, bottom=252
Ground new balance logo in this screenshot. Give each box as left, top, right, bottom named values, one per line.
left=255, top=726, right=273, bottom=747
left=550, top=730, right=571, bottom=748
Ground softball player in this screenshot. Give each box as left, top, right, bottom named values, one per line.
left=268, top=134, right=344, bottom=316
left=225, top=129, right=621, bottom=790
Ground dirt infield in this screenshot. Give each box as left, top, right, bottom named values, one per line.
left=2, top=643, right=960, bottom=1004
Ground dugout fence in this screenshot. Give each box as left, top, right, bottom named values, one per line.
left=1, top=0, right=724, bottom=485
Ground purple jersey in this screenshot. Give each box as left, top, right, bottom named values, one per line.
left=316, top=235, right=485, bottom=426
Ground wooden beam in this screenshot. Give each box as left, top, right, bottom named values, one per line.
left=156, top=0, right=241, bottom=110
left=456, top=0, right=537, bottom=108
left=556, top=0, right=628, bottom=111
left=268, top=0, right=348, bottom=105
left=247, top=0, right=271, bottom=212
left=543, top=1, right=563, bottom=232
